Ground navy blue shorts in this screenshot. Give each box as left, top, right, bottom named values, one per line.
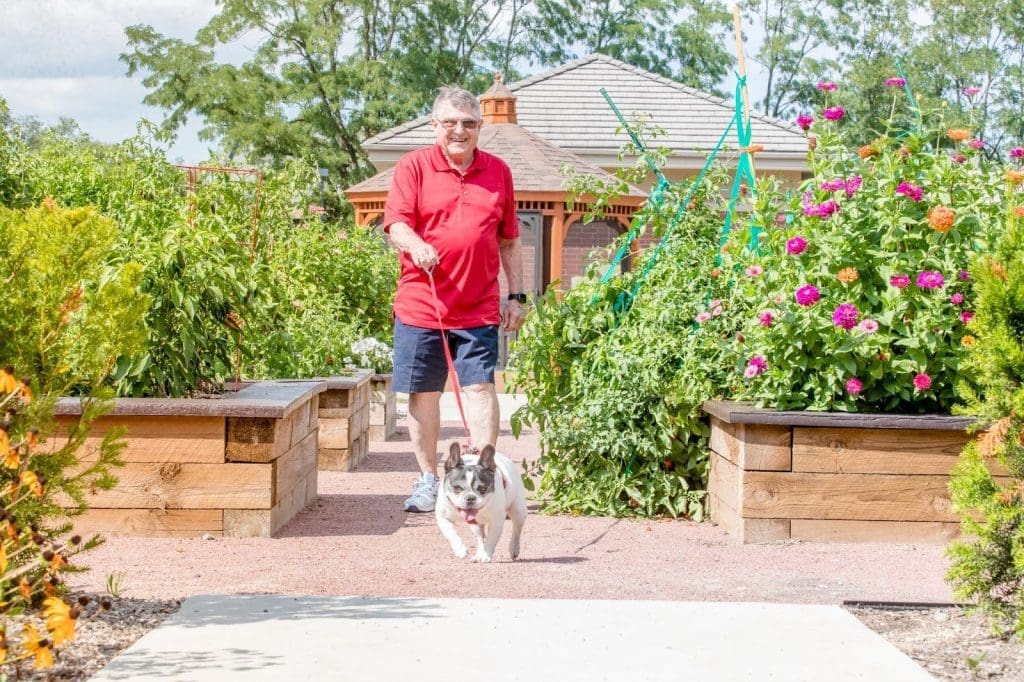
left=392, top=317, right=499, bottom=393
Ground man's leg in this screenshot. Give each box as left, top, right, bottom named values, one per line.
left=461, top=383, right=499, bottom=449
left=407, top=391, right=442, bottom=475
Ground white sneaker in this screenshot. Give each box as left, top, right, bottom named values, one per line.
left=403, top=472, right=439, bottom=513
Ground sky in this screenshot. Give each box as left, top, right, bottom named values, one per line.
left=0, top=0, right=769, bottom=165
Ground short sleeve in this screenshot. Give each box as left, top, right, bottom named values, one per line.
left=498, top=162, right=519, bottom=240
left=382, top=155, right=419, bottom=233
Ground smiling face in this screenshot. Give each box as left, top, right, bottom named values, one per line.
left=432, top=101, right=482, bottom=168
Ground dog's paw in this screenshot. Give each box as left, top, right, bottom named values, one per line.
left=509, top=541, right=520, bottom=561
left=452, top=544, right=468, bottom=559
left=471, top=551, right=492, bottom=563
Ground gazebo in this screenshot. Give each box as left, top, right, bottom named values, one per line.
left=344, top=75, right=647, bottom=297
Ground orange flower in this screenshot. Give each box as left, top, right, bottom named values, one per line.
left=927, top=206, right=955, bottom=232
left=961, top=335, right=976, bottom=347
left=0, top=428, right=8, bottom=453
left=946, top=128, right=971, bottom=142
left=49, top=552, right=67, bottom=571
left=0, top=628, right=7, bottom=664
left=1015, top=206, right=1024, bottom=218
left=1006, top=170, right=1024, bottom=185
left=836, top=268, right=859, bottom=284
left=40, top=195, right=58, bottom=211
left=19, top=577, right=32, bottom=601
left=21, top=624, right=54, bottom=669
left=0, top=368, right=16, bottom=395
left=20, top=470, right=43, bottom=498
left=43, top=596, right=78, bottom=645
left=3, top=448, right=20, bottom=469
left=0, top=542, right=7, bottom=573
left=991, top=260, right=1008, bottom=280
left=857, top=145, right=877, bottom=159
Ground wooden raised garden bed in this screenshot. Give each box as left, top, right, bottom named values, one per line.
left=703, top=400, right=995, bottom=544
left=317, top=370, right=374, bottom=471
left=369, top=373, right=397, bottom=441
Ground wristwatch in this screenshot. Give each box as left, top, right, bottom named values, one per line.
left=507, top=292, right=528, bottom=304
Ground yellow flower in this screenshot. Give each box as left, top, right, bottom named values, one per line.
left=44, top=596, right=78, bottom=645
left=0, top=542, right=7, bottom=572
left=0, top=428, right=8, bottom=453
left=0, top=369, right=16, bottom=395
left=961, top=335, right=976, bottom=347
left=0, top=629, right=7, bottom=664
left=19, top=577, right=32, bottom=601
left=836, top=268, right=859, bottom=284
left=20, top=470, right=43, bottom=498
left=946, top=128, right=971, bottom=142
left=49, top=552, right=67, bottom=571
left=927, top=206, right=955, bottom=232
left=4, top=448, right=20, bottom=469
left=21, top=624, right=54, bottom=669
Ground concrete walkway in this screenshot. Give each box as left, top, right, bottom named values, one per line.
left=90, top=595, right=933, bottom=681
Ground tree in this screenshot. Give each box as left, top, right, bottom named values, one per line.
left=122, top=0, right=523, bottom=186
left=524, top=0, right=733, bottom=94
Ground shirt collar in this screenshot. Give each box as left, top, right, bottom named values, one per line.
left=429, top=143, right=487, bottom=175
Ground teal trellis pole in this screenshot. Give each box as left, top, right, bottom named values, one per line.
left=715, top=74, right=760, bottom=269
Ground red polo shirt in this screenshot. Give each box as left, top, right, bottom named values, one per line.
left=383, top=144, right=518, bottom=329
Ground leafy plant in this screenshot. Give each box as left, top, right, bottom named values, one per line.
left=946, top=184, right=1024, bottom=640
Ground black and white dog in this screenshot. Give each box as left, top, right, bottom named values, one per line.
left=435, top=442, right=527, bottom=562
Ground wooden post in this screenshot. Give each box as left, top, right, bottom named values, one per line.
left=732, top=4, right=756, bottom=178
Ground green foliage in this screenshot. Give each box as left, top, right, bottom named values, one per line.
left=0, top=204, right=148, bottom=394
left=947, top=193, right=1024, bottom=640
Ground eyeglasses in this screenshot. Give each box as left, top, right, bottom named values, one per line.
left=435, top=118, right=480, bottom=130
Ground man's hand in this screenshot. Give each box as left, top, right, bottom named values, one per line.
left=389, top=221, right=438, bottom=270
left=502, top=299, right=526, bottom=332
left=410, top=242, right=439, bottom=271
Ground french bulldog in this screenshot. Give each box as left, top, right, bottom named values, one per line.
left=435, top=442, right=527, bottom=563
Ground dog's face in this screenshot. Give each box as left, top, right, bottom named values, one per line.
left=442, top=442, right=497, bottom=524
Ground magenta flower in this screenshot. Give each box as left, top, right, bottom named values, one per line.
left=805, top=200, right=840, bottom=218
left=960, top=311, right=975, bottom=324
left=758, top=311, right=775, bottom=327
left=844, top=176, right=863, bottom=197
left=821, top=178, right=845, bottom=192
left=1011, top=147, right=1024, bottom=159
left=823, top=106, right=845, bottom=121
left=969, top=139, right=984, bottom=150
left=959, top=270, right=970, bottom=281
left=917, top=271, right=945, bottom=289
left=896, top=182, right=923, bottom=202
left=832, top=303, right=860, bottom=330
left=796, top=114, right=815, bottom=131
left=845, top=377, right=864, bottom=395
left=744, top=355, right=768, bottom=378
left=745, top=265, right=763, bottom=277
left=695, top=312, right=711, bottom=324
left=950, top=292, right=965, bottom=305
left=816, top=81, right=837, bottom=91
left=951, top=154, right=967, bottom=164
left=890, top=274, right=911, bottom=289
left=786, top=236, right=808, bottom=255
left=885, top=77, right=906, bottom=88
left=964, top=86, right=981, bottom=97
left=857, top=319, right=879, bottom=334
left=913, top=373, right=932, bottom=391
left=795, top=284, right=821, bottom=306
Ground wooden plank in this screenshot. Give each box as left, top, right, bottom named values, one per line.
left=791, top=519, right=961, bottom=544
left=319, top=388, right=354, bottom=410
left=225, top=416, right=291, bottom=463
left=709, top=489, right=790, bottom=543
left=77, top=462, right=272, bottom=509
left=288, top=399, right=312, bottom=448
left=319, top=416, right=357, bottom=449
left=274, top=430, right=318, bottom=505
left=708, top=450, right=741, bottom=511
left=69, top=509, right=222, bottom=537
left=703, top=399, right=977, bottom=431
left=742, top=471, right=958, bottom=522
left=792, top=427, right=1001, bottom=475
left=52, top=415, right=225, bottom=463
left=709, top=417, right=791, bottom=471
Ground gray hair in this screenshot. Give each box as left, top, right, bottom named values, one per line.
left=432, top=86, right=481, bottom=119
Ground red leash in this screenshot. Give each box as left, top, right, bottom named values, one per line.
left=424, top=267, right=473, bottom=450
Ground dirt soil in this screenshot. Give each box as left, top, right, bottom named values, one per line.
left=24, top=421, right=1021, bottom=680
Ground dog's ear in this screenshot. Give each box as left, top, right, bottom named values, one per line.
left=478, top=444, right=497, bottom=471
left=444, top=442, right=463, bottom=473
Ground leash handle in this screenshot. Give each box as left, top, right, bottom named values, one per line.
left=424, top=267, right=473, bottom=448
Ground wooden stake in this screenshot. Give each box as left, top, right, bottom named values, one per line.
left=732, top=3, right=756, bottom=176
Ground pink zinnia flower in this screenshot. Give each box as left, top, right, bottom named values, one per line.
left=964, top=86, right=981, bottom=97
left=744, top=356, right=768, bottom=378
left=844, top=176, right=862, bottom=197
left=712, top=305, right=724, bottom=317
left=816, top=81, right=837, bottom=91
left=805, top=200, right=840, bottom=218
left=796, top=114, right=814, bottom=131
left=917, top=271, right=945, bottom=289
left=960, top=311, right=974, bottom=324
left=885, top=77, right=906, bottom=88
left=969, top=139, right=984, bottom=150
left=786, top=236, right=808, bottom=255
left=1011, top=147, right=1024, bottom=159
left=950, top=292, right=965, bottom=305
left=832, top=303, right=860, bottom=330
left=951, top=154, right=967, bottom=164
left=821, top=178, right=845, bottom=192
left=857, top=319, right=879, bottom=334
left=845, top=377, right=864, bottom=395
left=695, top=312, right=712, bottom=324
left=959, top=270, right=970, bottom=281
left=896, top=181, right=923, bottom=202
left=823, top=106, right=845, bottom=121
left=795, top=284, right=821, bottom=306
left=890, top=274, right=910, bottom=288
left=745, top=265, right=763, bottom=277
left=913, top=373, right=932, bottom=391
left=758, top=311, right=775, bottom=327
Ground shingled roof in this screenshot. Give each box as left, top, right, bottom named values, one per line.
left=364, top=53, right=809, bottom=172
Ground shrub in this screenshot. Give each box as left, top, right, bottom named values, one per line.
left=946, top=192, right=1024, bottom=639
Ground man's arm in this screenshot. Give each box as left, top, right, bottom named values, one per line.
left=388, top=221, right=438, bottom=270
left=499, top=236, right=526, bottom=332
